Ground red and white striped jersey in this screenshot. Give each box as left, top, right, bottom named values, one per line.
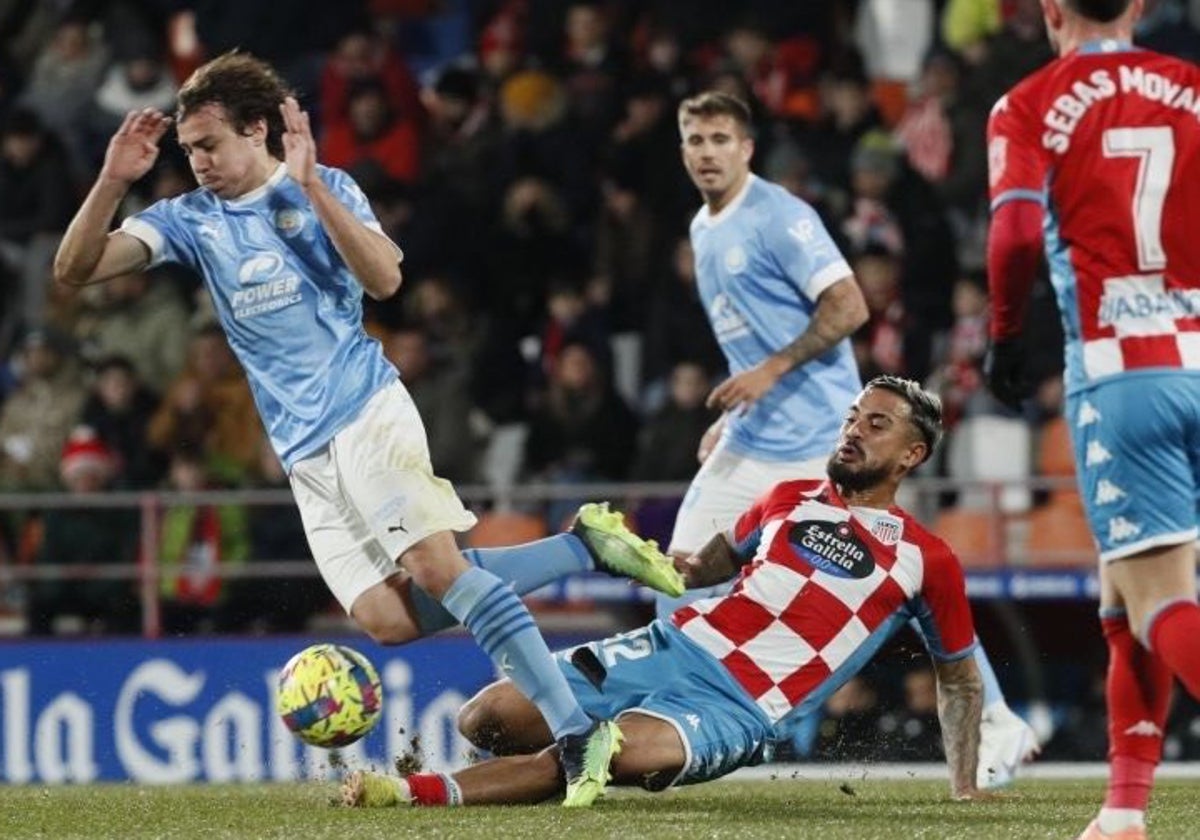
left=987, top=42, right=1200, bottom=392
left=671, top=479, right=976, bottom=723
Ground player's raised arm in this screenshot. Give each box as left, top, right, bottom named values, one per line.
left=54, top=108, right=169, bottom=286
left=279, top=96, right=402, bottom=300
left=934, top=655, right=985, bottom=799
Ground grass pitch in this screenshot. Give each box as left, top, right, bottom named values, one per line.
left=2, top=778, right=1198, bottom=839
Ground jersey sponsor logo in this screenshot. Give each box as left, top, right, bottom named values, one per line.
left=988, top=136, right=1007, bottom=187
left=1077, top=401, right=1102, bottom=427
left=869, top=514, right=903, bottom=546
left=232, top=253, right=303, bottom=318
left=1097, top=275, right=1200, bottom=335
left=786, top=218, right=816, bottom=245
left=789, top=519, right=875, bottom=579
left=685, top=713, right=701, bottom=731
left=1095, top=479, right=1126, bottom=505
left=1085, top=440, right=1112, bottom=467
left=1107, top=516, right=1143, bottom=542
left=709, top=293, right=751, bottom=342
left=274, top=208, right=306, bottom=238
left=724, top=245, right=748, bottom=273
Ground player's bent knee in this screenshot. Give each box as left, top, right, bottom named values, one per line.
left=457, top=689, right=502, bottom=749
left=350, top=579, right=421, bottom=645
left=397, top=533, right=470, bottom=599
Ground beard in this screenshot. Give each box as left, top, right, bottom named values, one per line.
left=826, top=453, right=890, bottom=494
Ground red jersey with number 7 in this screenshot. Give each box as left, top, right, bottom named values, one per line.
left=987, top=41, right=1200, bottom=393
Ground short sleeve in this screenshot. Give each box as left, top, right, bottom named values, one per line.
left=986, top=89, right=1051, bottom=212
left=120, top=198, right=195, bottom=269
left=911, top=541, right=977, bottom=662
left=322, top=167, right=404, bottom=261
left=763, top=195, right=852, bottom=302
left=728, top=487, right=774, bottom=559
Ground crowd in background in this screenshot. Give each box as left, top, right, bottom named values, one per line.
left=2, top=0, right=1200, bottom=759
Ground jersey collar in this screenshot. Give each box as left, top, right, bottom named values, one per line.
left=1076, top=39, right=1137, bottom=55
left=224, top=162, right=288, bottom=207
left=698, top=172, right=756, bottom=228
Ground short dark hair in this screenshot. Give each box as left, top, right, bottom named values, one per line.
left=678, top=91, right=753, bottom=136
left=864, top=375, right=944, bottom=463
left=177, top=51, right=292, bottom=159
left=1064, top=0, right=1133, bottom=23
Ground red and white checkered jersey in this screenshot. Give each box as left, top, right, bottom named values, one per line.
left=671, top=479, right=975, bottom=723
left=987, top=43, right=1200, bottom=393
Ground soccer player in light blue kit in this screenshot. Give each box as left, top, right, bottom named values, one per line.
left=52, top=52, right=682, bottom=807
left=665, top=91, right=1036, bottom=787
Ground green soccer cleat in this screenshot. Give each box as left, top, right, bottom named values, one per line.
left=571, top=502, right=685, bottom=597
left=559, top=719, right=624, bottom=808
left=341, top=770, right=409, bottom=808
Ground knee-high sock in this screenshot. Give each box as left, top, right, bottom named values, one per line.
left=1101, top=610, right=1170, bottom=817
left=441, top=566, right=591, bottom=739
left=1146, top=598, right=1200, bottom=701
left=406, top=535, right=593, bottom=635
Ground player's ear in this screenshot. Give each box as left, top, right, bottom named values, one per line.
left=741, top=137, right=754, bottom=165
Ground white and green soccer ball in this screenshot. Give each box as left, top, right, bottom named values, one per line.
left=276, top=643, right=383, bottom=748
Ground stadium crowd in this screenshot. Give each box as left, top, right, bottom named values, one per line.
left=2, top=0, right=1200, bottom=763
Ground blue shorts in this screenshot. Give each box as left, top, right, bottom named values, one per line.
left=555, top=620, right=773, bottom=787
left=1066, top=371, right=1200, bottom=562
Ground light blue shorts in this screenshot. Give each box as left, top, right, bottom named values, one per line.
left=556, top=620, right=773, bottom=786
left=1066, top=371, right=1200, bottom=562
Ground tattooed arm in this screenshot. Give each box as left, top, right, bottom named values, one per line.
left=674, top=533, right=748, bottom=588
left=934, top=655, right=985, bottom=799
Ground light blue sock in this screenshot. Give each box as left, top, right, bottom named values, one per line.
left=407, top=535, right=594, bottom=634
left=441, top=565, right=592, bottom=739
left=973, top=639, right=1005, bottom=708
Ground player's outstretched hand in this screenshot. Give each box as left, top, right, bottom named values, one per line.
left=280, top=96, right=317, bottom=189
left=101, top=108, right=171, bottom=186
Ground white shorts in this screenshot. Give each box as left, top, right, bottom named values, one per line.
left=668, top=438, right=827, bottom=554
left=289, top=381, right=477, bottom=612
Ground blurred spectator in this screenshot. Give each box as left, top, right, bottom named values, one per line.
left=926, top=274, right=990, bottom=429
left=321, top=78, right=421, bottom=183
left=0, top=107, right=75, bottom=342
left=641, top=236, right=725, bottom=399
left=25, top=427, right=139, bottom=635
left=320, top=26, right=423, bottom=135
left=631, top=362, right=717, bottom=482
left=959, top=0, right=1053, bottom=109
left=535, top=278, right=611, bottom=391
left=86, top=271, right=190, bottom=395
left=83, top=42, right=178, bottom=171
left=381, top=324, right=482, bottom=484
left=1136, top=0, right=1200, bottom=62
left=798, top=56, right=883, bottom=201
left=590, top=171, right=656, bottom=332
left=847, top=131, right=956, bottom=380
left=0, top=327, right=86, bottom=491
left=80, top=355, right=163, bottom=488
left=476, top=0, right=527, bottom=93
left=404, top=274, right=528, bottom=425
left=853, top=0, right=935, bottom=125
left=524, top=341, right=639, bottom=527
left=18, top=14, right=108, bottom=175
left=851, top=245, right=909, bottom=380
left=158, top=446, right=250, bottom=636
left=147, top=325, right=261, bottom=484
left=940, top=0, right=1002, bottom=65
left=722, top=17, right=822, bottom=122
left=554, top=1, right=625, bottom=142
left=237, top=435, right=330, bottom=633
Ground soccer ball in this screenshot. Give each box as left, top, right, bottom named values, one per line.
left=276, top=643, right=383, bottom=748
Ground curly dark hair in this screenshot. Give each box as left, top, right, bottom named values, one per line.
left=177, top=51, right=292, bottom=159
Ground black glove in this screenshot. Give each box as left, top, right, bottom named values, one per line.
left=984, top=338, right=1031, bottom=410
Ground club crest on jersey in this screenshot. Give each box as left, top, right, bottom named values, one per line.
left=724, top=245, right=747, bottom=273
left=789, top=519, right=875, bottom=579
left=275, top=208, right=305, bottom=238
left=869, top=514, right=903, bottom=546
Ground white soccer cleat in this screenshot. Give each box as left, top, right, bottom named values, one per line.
left=976, top=702, right=1040, bottom=789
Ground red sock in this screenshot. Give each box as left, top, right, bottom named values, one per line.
left=1101, top=614, right=1170, bottom=812
left=407, top=773, right=463, bottom=806
left=1147, top=599, right=1200, bottom=700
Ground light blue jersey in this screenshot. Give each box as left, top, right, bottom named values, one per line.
left=121, top=163, right=399, bottom=470
left=690, top=174, right=861, bottom=461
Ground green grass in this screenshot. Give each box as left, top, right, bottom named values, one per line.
left=2, top=778, right=1198, bottom=839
